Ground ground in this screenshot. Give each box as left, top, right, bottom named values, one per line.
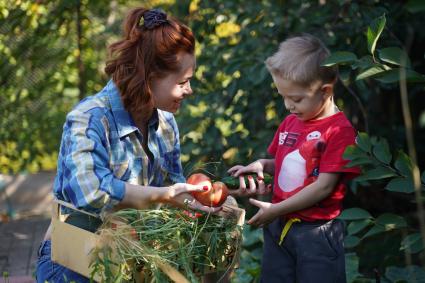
left=0, top=172, right=54, bottom=282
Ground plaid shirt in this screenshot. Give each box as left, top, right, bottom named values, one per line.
left=53, top=80, right=185, bottom=215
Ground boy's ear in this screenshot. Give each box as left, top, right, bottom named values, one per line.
left=320, top=83, right=334, bottom=98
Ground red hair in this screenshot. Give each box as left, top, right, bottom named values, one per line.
left=104, top=8, right=195, bottom=122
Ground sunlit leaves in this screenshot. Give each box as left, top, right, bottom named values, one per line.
left=0, top=0, right=137, bottom=173
left=355, top=65, right=386, bottom=80
left=215, top=22, right=241, bottom=38
left=366, top=14, right=386, bottom=57
left=378, top=47, right=411, bottom=67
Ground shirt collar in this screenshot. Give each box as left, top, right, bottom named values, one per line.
left=106, top=80, right=159, bottom=138
left=149, top=108, right=159, bottom=131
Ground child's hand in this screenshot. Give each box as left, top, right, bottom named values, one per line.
left=227, top=160, right=271, bottom=196
left=247, top=198, right=279, bottom=227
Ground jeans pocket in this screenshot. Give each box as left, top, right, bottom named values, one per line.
left=319, top=222, right=339, bottom=258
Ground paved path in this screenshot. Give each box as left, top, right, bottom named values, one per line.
left=0, top=215, right=50, bottom=281
left=0, top=172, right=54, bottom=282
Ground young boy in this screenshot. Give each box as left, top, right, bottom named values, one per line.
left=228, top=34, right=360, bottom=282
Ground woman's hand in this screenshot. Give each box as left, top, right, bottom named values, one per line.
left=167, top=182, right=209, bottom=199
left=167, top=183, right=222, bottom=214
left=227, top=159, right=272, bottom=196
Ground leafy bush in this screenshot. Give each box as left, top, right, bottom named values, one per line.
left=1, top=0, right=424, bottom=281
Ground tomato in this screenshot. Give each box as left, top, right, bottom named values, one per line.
left=187, top=173, right=212, bottom=189
left=187, top=173, right=229, bottom=207
left=209, top=181, right=229, bottom=206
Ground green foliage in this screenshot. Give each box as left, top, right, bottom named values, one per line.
left=345, top=253, right=363, bottom=282
left=385, top=265, right=425, bottom=283
left=322, top=51, right=358, bottom=66
left=232, top=225, right=263, bottom=283
left=2, top=0, right=425, bottom=282
left=344, top=132, right=424, bottom=251
left=344, top=133, right=422, bottom=194
left=367, top=14, right=386, bottom=57
left=331, top=10, right=425, bottom=282
left=400, top=233, right=425, bottom=254
left=339, top=208, right=372, bottom=220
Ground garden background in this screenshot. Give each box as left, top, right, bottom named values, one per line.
left=1, top=0, right=424, bottom=282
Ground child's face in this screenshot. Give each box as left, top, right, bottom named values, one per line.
left=151, top=52, right=195, bottom=113
left=272, top=75, right=333, bottom=121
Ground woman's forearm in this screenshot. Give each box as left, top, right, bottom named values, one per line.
left=120, top=183, right=169, bottom=209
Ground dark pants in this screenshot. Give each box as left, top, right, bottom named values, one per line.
left=260, top=218, right=346, bottom=283
left=36, top=240, right=90, bottom=283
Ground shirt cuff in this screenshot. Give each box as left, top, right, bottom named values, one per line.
left=99, top=178, right=126, bottom=219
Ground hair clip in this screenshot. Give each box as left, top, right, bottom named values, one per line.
left=141, top=9, right=167, bottom=29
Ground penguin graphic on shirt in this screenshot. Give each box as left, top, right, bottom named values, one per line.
left=278, top=131, right=326, bottom=193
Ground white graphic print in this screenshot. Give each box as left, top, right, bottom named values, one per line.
left=278, top=150, right=306, bottom=192
left=306, top=131, right=321, bottom=140
left=279, top=132, right=288, bottom=145
left=277, top=131, right=322, bottom=192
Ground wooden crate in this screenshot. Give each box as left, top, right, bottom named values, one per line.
left=50, top=199, right=245, bottom=282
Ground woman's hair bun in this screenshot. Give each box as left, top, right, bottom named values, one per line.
left=140, top=9, right=168, bottom=29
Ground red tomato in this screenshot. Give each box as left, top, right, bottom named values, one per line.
left=187, top=173, right=212, bottom=189
left=210, top=181, right=229, bottom=206
left=189, top=178, right=229, bottom=207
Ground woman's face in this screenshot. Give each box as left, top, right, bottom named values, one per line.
left=151, top=52, right=195, bottom=113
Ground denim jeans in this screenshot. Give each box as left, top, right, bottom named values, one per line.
left=36, top=240, right=89, bottom=283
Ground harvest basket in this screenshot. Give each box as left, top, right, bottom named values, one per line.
left=50, top=198, right=245, bottom=282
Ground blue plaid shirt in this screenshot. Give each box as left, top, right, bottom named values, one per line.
left=53, top=80, right=185, bottom=215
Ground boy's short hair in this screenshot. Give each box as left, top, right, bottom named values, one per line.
left=265, top=33, right=338, bottom=85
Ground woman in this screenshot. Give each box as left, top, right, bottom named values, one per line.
left=36, top=7, right=220, bottom=282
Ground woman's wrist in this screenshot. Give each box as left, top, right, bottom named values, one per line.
left=122, top=183, right=167, bottom=209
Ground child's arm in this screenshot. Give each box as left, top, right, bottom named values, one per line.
left=247, top=172, right=340, bottom=226
left=227, top=158, right=275, bottom=196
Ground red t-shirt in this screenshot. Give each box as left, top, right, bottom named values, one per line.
left=267, top=112, right=360, bottom=221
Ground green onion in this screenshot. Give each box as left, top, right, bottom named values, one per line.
left=90, top=208, right=242, bottom=282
